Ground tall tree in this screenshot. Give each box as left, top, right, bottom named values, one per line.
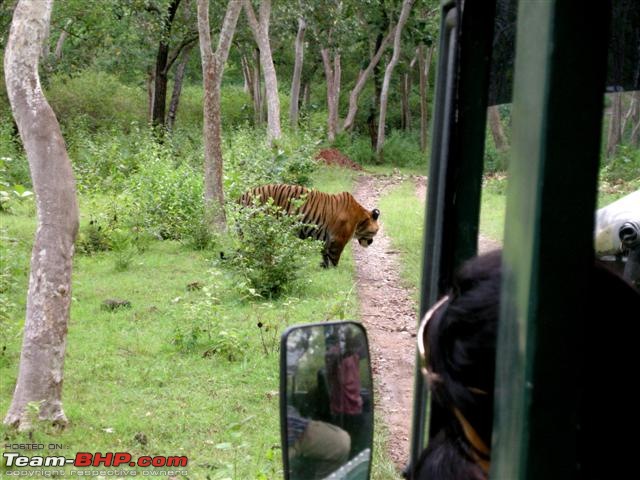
left=3, top=0, right=79, bottom=430
left=342, top=26, right=395, bottom=132
left=289, top=17, right=306, bottom=128
left=166, top=43, right=194, bottom=132
left=607, top=92, right=623, bottom=158
left=376, top=0, right=415, bottom=155
left=151, top=0, right=183, bottom=128
left=321, top=46, right=341, bottom=142
left=244, top=0, right=281, bottom=141
left=488, top=105, right=509, bottom=151
left=197, top=0, right=243, bottom=229
left=417, top=43, right=434, bottom=152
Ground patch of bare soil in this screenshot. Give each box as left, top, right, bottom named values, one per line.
left=352, top=174, right=417, bottom=470
left=317, top=148, right=364, bottom=170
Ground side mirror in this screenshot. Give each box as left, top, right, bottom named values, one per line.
left=280, top=321, right=374, bottom=480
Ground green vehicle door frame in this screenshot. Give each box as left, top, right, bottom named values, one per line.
left=413, top=0, right=614, bottom=479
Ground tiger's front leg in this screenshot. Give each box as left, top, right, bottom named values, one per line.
left=322, top=240, right=345, bottom=268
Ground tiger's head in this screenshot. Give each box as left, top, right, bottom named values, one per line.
left=355, top=208, right=380, bottom=248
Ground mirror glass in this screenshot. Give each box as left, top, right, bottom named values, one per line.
left=281, top=322, right=373, bottom=480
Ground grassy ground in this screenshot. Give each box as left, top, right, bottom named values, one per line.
left=0, top=166, right=399, bottom=479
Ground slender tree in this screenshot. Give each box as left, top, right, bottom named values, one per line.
left=342, top=26, right=396, bottom=132
left=166, top=43, right=194, bottom=132
left=376, top=0, right=415, bottom=155
left=197, top=0, right=243, bottom=229
left=3, top=0, right=79, bottom=430
left=289, top=17, right=306, bottom=128
left=488, top=105, right=508, bottom=151
left=151, top=0, right=182, bottom=128
left=607, top=91, right=623, bottom=158
left=244, top=0, right=281, bottom=141
left=418, top=43, right=434, bottom=152
left=321, top=46, right=341, bottom=142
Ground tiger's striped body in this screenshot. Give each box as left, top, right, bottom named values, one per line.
left=239, top=184, right=380, bottom=267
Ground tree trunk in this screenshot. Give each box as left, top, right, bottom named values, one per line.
left=488, top=105, right=508, bottom=151
left=631, top=91, right=640, bottom=146
left=418, top=44, right=434, bottom=152
left=289, top=17, right=306, bottom=128
left=3, top=0, right=79, bottom=431
left=197, top=0, right=242, bottom=230
left=321, top=48, right=341, bottom=143
left=241, top=54, right=252, bottom=93
left=253, top=48, right=263, bottom=124
left=243, top=0, right=281, bottom=142
left=152, top=0, right=182, bottom=129
left=166, top=43, right=194, bottom=132
left=54, top=19, right=72, bottom=61
left=342, top=26, right=395, bottom=133
left=376, top=0, right=415, bottom=155
left=302, top=81, right=310, bottom=107
left=607, top=91, right=623, bottom=158
left=401, top=74, right=409, bottom=130
left=147, top=67, right=155, bottom=122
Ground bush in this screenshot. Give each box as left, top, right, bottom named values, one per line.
left=0, top=229, right=27, bottom=352
left=174, top=84, right=254, bottom=132
left=379, top=130, right=426, bottom=167
left=227, top=200, right=322, bottom=298
left=124, top=154, right=205, bottom=241
left=47, top=70, right=146, bottom=132
left=224, top=127, right=317, bottom=200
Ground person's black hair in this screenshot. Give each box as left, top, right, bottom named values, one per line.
left=413, top=250, right=640, bottom=480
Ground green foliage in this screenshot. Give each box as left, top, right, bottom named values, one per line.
left=124, top=155, right=204, bottom=241
left=601, top=144, right=640, bottom=186
left=172, top=286, right=246, bottom=361
left=224, top=127, right=318, bottom=200
left=77, top=217, right=113, bottom=254
left=484, top=129, right=510, bottom=172
left=0, top=158, right=33, bottom=213
left=334, top=133, right=376, bottom=165
left=228, top=200, right=322, bottom=298
left=379, top=130, right=427, bottom=167
left=0, top=229, right=26, bottom=352
left=47, top=71, right=146, bottom=132
left=175, top=84, right=254, bottom=131
left=110, top=229, right=136, bottom=272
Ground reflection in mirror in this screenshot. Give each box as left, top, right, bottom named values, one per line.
left=280, top=322, right=373, bottom=480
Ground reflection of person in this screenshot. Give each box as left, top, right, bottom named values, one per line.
left=325, top=329, right=366, bottom=457
left=287, top=406, right=350, bottom=479
left=412, top=250, right=640, bottom=480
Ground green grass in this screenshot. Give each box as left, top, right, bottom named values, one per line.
left=0, top=166, right=401, bottom=479
left=378, top=181, right=425, bottom=300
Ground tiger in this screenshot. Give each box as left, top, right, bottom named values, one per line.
left=239, top=184, right=380, bottom=268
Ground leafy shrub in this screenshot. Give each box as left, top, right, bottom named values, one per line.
left=110, top=229, right=136, bottom=271
left=77, top=217, right=113, bottom=254
left=379, top=130, right=426, bottom=166
left=174, top=84, right=253, bottom=132
left=224, top=127, right=317, bottom=200
left=484, top=129, right=509, bottom=173
left=335, top=133, right=375, bottom=165
left=0, top=229, right=26, bottom=351
left=1, top=158, right=33, bottom=213
left=0, top=118, right=31, bottom=188
left=227, top=200, right=322, bottom=298
left=46, top=70, right=146, bottom=132
left=172, top=287, right=247, bottom=361
left=124, top=156, right=204, bottom=241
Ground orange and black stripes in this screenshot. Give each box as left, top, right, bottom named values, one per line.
left=239, top=184, right=380, bottom=267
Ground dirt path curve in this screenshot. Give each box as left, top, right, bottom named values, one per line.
left=352, top=173, right=417, bottom=470
left=351, top=174, right=501, bottom=472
